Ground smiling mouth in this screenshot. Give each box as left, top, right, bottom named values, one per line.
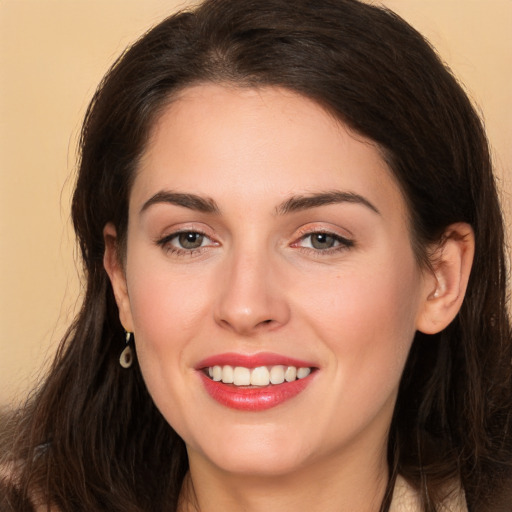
left=205, top=365, right=313, bottom=387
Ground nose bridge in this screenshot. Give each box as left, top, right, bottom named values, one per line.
left=214, top=236, right=289, bottom=334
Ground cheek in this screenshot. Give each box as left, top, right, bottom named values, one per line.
left=127, top=259, right=210, bottom=345
left=123, top=253, right=215, bottom=411
left=298, top=248, right=422, bottom=390
left=307, top=253, right=419, bottom=328
left=123, top=259, right=213, bottom=435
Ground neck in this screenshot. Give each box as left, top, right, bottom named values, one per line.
left=178, top=441, right=389, bottom=512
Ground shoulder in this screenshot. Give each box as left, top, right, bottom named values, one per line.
left=389, top=475, right=422, bottom=511
left=390, top=475, right=468, bottom=512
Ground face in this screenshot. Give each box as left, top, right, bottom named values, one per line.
left=109, top=84, right=433, bottom=478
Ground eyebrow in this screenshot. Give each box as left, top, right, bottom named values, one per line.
left=139, top=189, right=380, bottom=216
left=140, top=191, right=221, bottom=215
left=276, top=190, right=380, bottom=216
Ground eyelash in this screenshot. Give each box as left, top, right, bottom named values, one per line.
left=156, top=230, right=216, bottom=257
left=291, top=229, right=354, bottom=255
left=156, top=229, right=354, bottom=257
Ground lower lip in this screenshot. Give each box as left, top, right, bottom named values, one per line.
left=199, top=372, right=314, bottom=411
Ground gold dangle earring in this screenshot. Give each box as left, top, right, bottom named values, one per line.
left=119, top=331, right=134, bottom=369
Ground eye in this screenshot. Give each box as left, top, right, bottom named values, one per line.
left=293, top=231, right=354, bottom=252
left=156, top=230, right=216, bottom=254
left=175, top=232, right=206, bottom=250
left=306, top=233, right=339, bottom=250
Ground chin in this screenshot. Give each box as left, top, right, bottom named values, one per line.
left=189, top=423, right=319, bottom=477
left=208, top=449, right=310, bottom=478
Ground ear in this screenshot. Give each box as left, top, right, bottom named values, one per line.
left=103, top=223, right=134, bottom=332
left=416, top=222, right=475, bottom=335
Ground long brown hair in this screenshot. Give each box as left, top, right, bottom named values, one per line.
left=2, top=1, right=511, bottom=510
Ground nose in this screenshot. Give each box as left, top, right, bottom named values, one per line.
left=214, top=246, right=291, bottom=336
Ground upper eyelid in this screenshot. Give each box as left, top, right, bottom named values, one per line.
left=155, top=225, right=214, bottom=241
left=300, top=231, right=352, bottom=241
left=157, top=229, right=214, bottom=245
left=295, top=232, right=354, bottom=246
left=294, top=224, right=354, bottom=240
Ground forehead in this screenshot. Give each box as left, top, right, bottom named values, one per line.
left=133, top=84, right=407, bottom=221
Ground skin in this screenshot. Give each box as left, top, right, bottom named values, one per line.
left=104, top=84, right=474, bottom=511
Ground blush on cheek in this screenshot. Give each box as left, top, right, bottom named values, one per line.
left=130, top=268, right=196, bottom=328
left=330, top=259, right=418, bottom=366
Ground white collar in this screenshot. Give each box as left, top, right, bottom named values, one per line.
left=390, top=475, right=467, bottom=512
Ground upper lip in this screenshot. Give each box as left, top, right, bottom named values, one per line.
left=196, top=352, right=317, bottom=370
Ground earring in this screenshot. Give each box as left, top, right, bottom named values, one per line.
left=119, top=331, right=134, bottom=369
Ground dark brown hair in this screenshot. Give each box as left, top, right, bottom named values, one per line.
left=2, top=0, right=511, bottom=510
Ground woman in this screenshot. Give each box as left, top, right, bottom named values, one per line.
left=1, top=0, right=511, bottom=510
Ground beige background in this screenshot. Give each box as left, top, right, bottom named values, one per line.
left=1, top=1, right=511, bottom=406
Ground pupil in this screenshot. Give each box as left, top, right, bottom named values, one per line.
left=312, top=233, right=334, bottom=249
left=179, top=232, right=203, bottom=249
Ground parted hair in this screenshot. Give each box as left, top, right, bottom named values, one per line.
left=1, top=1, right=511, bottom=511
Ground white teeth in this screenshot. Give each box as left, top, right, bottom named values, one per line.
left=269, top=365, right=285, bottom=385
left=284, top=366, right=297, bottom=382
left=250, top=366, right=270, bottom=386
left=221, top=365, right=234, bottom=384
left=297, top=367, right=311, bottom=379
left=207, top=364, right=312, bottom=386
left=212, top=365, right=222, bottom=381
left=233, top=366, right=251, bottom=386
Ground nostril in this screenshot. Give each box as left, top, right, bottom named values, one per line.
left=251, top=318, right=273, bottom=329
left=256, top=319, right=275, bottom=329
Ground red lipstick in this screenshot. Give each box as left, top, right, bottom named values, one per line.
left=196, top=352, right=316, bottom=411
left=197, top=352, right=314, bottom=369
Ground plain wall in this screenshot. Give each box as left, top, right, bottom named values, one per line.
left=1, top=0, right=511, bottom=406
